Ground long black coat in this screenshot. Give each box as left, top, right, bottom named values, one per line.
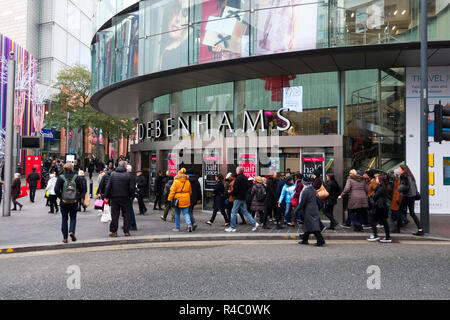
left=299, top=185, right=321, bottom=233
left=11, top=178, right=21, bottom=198
left=325, top=180, right=340, bottom=206
left=213, top=181, right=226, bottom=210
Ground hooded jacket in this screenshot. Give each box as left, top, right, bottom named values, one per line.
left=168, top=170, right=192, bottom=208
left=340, top=174, right=369, bottom=209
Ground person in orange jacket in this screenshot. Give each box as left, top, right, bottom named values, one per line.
left=168, top=168, right=193, bottom=232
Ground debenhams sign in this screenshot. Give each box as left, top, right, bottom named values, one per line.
left=138, top=109, right=291, bottom=140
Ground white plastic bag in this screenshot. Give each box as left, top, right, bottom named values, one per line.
left=101, top=204, right=112, bottom=223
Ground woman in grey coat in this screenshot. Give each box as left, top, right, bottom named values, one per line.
left=338, top=169, right=369, bottom=232
left=298, top=177, right=325, bottom=247
left=250, top=176, right=267, bottom=222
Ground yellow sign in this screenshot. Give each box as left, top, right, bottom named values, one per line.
left=429, top=154, right=434, bottom=168
left=429, top=172, right=435, bottom=186
left=429, top=189, right=435, bottom=196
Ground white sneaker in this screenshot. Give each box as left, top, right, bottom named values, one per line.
left=376, top=224, right=383, bottom=229
left=252, top=223, right=260, bottom=232
left=225, top=228, right=236, bottom=233
left=367, top=235, right=381, bottom=242
left=379, top=237, right=392, bottom=243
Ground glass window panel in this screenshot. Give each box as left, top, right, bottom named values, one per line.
left=283, top=72, right=339, bottom=136
left=68, top=1, right=81, bottom=38
left=253, top=1, right=322, bottom=55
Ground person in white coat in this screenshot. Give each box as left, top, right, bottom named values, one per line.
left=46, top=173, right=59, bottom=214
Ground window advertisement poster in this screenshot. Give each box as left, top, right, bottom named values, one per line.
left=269, top=157, right=280, bottom=173
left=203, top=152, right=221, bottom=191
left=302, top=154, right=325, bottom=179
left=199, top=0, right=250, bottom=64
left=283, top=86, right=303, bottom=112
left=406, top=66, right=450, bottom=214
left=255, top=0, right=318, bottom=55
left=239, top=153, right=258, bottom=179
left=444, top=158, right=450, bottom=186
left=168, top=153, right=178, bottom=177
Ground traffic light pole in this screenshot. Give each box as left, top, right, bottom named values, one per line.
left=420, top=0, right=430, bottom=233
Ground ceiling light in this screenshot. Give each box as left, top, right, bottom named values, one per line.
left=351, top=12, right=355, bottom=18
left=394, top=10, right=398, bottom=15
left=392, top=26, right=396, bottom=30
left=402, top=10, right=407, bottom=15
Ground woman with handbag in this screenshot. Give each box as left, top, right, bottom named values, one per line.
left=323, top=174, right=340, bottom=230
left=367, top=174, right=392, bottom=243
left=206, top=174, right=229, bottom=226
left=11, top=173, right=23, bottom=211
left=398, top=165, right=424, bottom=236
left=46, top=173, right=59, bottom=214
left=168, top=168, right=193, bottom=232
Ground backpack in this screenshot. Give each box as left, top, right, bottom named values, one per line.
left=256, top=185, right=267, bottom=202
left=61, top=175, right=78, bottom=204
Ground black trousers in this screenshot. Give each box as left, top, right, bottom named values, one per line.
left=265, top=201, right=280, bottom=224
left=137, top=194, right=147, bottom=213
left=370, top=210, right=390, bottom=239
left=49, top=195, right=59, bottom=212
left=210, top=208, right=229, bottom=223
left=154, top=193, right=162, bottom=209
left=323, top=204, right=338, bottom=229
left=29, top=186, right=37, bottom=202
left=399, top=197, right=422, bottom=230
left=110, top=197, right=130, bottom=233
left=301, top=232, right=325, bottom=245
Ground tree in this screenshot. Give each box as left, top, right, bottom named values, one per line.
left=44, top=65, right=135, bottom=163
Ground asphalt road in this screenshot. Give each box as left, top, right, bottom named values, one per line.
left=0, top=240, right=449, bottom=300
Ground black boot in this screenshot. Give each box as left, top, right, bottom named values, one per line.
left=315, top=232, right=326, bottom=247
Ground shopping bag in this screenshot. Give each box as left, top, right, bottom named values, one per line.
left=94, top=187, right=98, bottom=197
left=94, top=198, right=104, bottom=210
left=101, top=211, right=112, bottom=223
left=83, top=193, right=91, bottom=207
left=45, top=190, right=50, bottom=198
left=17, top=186, right=28, bottom=199
left=101, top=204, right=111, bottom=223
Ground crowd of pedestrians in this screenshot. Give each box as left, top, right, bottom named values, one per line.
left=1, top=152, right=426, bottom=246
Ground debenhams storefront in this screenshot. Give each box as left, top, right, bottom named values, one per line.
left=91, top=0, right=450, bottom=213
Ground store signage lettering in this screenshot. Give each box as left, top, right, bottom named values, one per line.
left=203, top=154, right=220, bottom=191
left=137, top=109, right=291, bottom=140
left=239, top=153, right=257, bottom=179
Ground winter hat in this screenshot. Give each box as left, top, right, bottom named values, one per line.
left=78, top=170, right=85, bottom=176
left=226, top=172, right=232, bottom=180
left=255, top=176, right=263, bottom=184
left=178, top=168, right=187, bottom=175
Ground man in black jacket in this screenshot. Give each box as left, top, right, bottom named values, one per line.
left=226, top=167, right=259, bottom=232
left=265, top=172, right=283, bottom=230
left=105, top=161, right=135, bottom=237
left=54, top=163, right=85, bottom=243
left=136, top=170, right=148, bottom=215
left=187, top=169, right=202, bottom=231
left=26, top=168, right=40, bottom=203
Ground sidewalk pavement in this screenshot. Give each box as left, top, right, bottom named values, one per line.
left=0, top=185, right=449, bottom=254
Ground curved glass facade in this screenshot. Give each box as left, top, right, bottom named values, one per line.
left=92, top=0, right=450, bottom=94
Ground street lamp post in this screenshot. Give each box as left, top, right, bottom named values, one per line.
left=3, top=52, right=16, bottom=217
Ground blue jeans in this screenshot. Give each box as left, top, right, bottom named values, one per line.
left=284, top=203, right=292, bottom=223
left=175, top=207, right=192, bottom=230
left=230, top=200, right=256, bottom=230
left=29, top=186, right=37, bottom=202
left=60, top=202, right=78, bottom=240
left=348, top=209, right=366, bottom=228
left=129, top=198, right=137, bottom=230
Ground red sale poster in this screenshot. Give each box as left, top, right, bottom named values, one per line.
left=168, top=153, right=178, bottom=177
left=25, top=156, right=42, bottom=189
left=239, top=153, right=257, bottom=179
